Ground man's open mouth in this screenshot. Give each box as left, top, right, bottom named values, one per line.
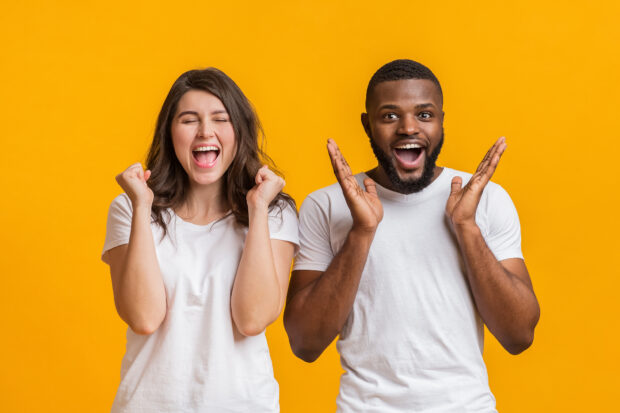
left=393, top=143, right=424, bottom=167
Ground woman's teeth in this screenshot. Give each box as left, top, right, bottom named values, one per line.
left=193, top=145, right=219, bottom=152
left=192, top=146, right=219, bottom=166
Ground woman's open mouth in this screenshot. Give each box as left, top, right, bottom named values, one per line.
left=192, top=145, right=220, bottom=168
left=393, top=143, right=425, bottom=170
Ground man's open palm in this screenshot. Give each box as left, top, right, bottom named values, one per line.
left=327, top=139, right=383, bottom=233
left=446, top=137, right=507, bottom=228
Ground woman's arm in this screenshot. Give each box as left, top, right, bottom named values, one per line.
left=106, top=163, right=167, bottom=335
left=231, top=166, right=296, bottom=336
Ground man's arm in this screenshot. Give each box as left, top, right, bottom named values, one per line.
left=283, top=139, right=383, bottom=362
left=446, top=137, right=540, bottom=354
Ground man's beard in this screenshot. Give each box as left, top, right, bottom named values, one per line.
left=369, top=130, right=444, bottom=194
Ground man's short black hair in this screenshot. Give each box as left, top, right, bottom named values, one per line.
left=365, top=59, right=443, bottom=110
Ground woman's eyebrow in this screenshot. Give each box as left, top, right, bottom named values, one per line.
left=177, top=110, right=228, bottom=117
left=177, top=110, right=199, bottom=117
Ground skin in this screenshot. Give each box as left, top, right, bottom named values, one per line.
left=104, top=90, right=295, bottom=336
left=284, top=139, right=383, bottom=361
left=284, top=78, right=539, bottom=362
left=363, top=79, right=445, bottom=190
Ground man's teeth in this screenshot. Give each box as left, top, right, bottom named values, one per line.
left=193, top=146, right=219, bottom=152
left=394, top=143, right=422, bottom=149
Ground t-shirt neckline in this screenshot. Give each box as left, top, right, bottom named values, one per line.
left=171, top=209, right=234, bottom=231
left=360, top=167, right=451, bottom=204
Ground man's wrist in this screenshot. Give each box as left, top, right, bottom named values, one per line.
left=349, top=225, right=377, bottom=243
left=453, top=221, right=482, bottom=241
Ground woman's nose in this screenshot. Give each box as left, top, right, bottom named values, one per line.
left=198, top=121, right=216, bottom=138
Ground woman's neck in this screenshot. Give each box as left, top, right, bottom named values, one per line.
left=175, top=180, right=230, bottom=225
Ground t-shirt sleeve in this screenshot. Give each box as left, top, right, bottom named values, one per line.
left=268, top=200, right=300, bottom=252
left=102, top=193, right=133, bottom=264
left=481, top=184, right=524, bottom=261
left=292, top=195, right=333, bottom=272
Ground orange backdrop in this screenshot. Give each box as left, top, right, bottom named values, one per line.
left=1, top=0, right=618, bottom=411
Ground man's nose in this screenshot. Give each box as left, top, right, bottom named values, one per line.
left=397, top=114, right=420, bottom=136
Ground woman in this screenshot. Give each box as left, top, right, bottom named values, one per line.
left=101, top=68, right=298, bottom=412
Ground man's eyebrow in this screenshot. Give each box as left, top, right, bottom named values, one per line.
left=415, top=103, right=436, bottom=109
left=377, top=102, right=437, bottom=111
left=378, top=104, right=400, bottom=110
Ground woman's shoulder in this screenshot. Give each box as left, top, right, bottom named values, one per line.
left=107, top=193, right=133, bottom=221
left=110, top=192, right=132, bottom=209
left=268, top=198, right=298, bottom=220
left=267, top=198, right=299, bottom=243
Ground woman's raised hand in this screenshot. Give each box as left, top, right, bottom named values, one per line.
left=116, top=163, right=154, bottom=207
left=246, top=165, right=285, bottom=211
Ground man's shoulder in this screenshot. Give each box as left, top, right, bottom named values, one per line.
left=443, top=167, right=506, bottom=196
left=303, top=173, right=366, bottom=206
left=442, top=167, right=473, bottom=183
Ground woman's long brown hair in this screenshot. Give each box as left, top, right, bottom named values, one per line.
left=145, top=68, right=295, bottom=236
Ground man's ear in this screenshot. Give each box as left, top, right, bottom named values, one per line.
left=361, top=113, right=371, bottom=138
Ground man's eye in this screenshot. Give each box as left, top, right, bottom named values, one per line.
left=383, top=113, right=398, bottom=120
left=419, top=112, right=432, bottom=120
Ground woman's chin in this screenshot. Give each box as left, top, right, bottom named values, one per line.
left=188, top=172, right=225, bottom=188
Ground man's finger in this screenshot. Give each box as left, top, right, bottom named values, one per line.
left=338, top=148, right=353, bottom=176
left=476, top=145, right=494, bottom=173
left=327, top=139, right=355, bottom=186
left=327, top=140, right=344, bottom=183
left=481, top=140, right=507, bottom=180
left=328, top=139, right=352, bottom=173
left=476, top=137, right=505, bottom=174
left=450, top=176, right=463, bottom=196
left=363, top=178, right=378, bottom=196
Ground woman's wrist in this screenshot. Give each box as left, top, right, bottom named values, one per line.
left=132, top=201, right=153, bottom=217
left=248, top=202, right=269, bottom=218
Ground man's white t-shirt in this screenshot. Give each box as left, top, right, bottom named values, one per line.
left=102, top=194, right=299, bottom=413
left=293, top=168, right=523, bottom=413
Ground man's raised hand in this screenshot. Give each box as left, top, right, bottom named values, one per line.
left=446, top=137, right=507, bottom=229
left=327, top=139, right=383, bottom=233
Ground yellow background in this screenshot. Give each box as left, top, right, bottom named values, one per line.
left=1, top=0, right=618, bottom=411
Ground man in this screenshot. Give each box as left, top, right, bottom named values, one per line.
left=283, top=59, right=540, bottom=412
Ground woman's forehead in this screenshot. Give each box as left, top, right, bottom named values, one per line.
left=177, top=89, right=227, bottom=112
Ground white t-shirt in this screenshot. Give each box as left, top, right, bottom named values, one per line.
left=293, top=168, right=523, bottom=413
left=102, top=194, right=299, bottom=413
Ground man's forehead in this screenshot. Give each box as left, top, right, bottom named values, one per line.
left=369, top=78, right=442, bottom=109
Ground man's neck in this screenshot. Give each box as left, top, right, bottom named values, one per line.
left=365, top=165, right=443, bottom=194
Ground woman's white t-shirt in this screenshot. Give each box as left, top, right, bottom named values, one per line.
left=102, top=194, right=299, bottom=413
